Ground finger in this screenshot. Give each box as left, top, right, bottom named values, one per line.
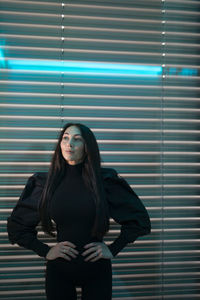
left=82, top=246, right=97, bottom=257
left=62, top=247, right=79, bottom=255
left=68, top=252, right=77, bottom=258
left=84, top=251, right=99, bottom=262
left=90, top=256, right=100, bottom=262
left=70, top=249, right=79, bottom=255
left=63, top=249, right=76, bottom=258
left=61, top=248, right=78, bottom=258
left=83, top=242, right=95, bottom=249
left=60, top=241, right=76, bottom=248
left=60, top=253, right=71, bottom=261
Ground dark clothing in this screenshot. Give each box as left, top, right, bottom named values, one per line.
left=44, top=163, right=112, bottom=299
left=50, top=163, right=98, bottom=254
left=7, top=166, right=151, bottom=258
left=7, top=165, right=150, bottom=299
left=45, top=257, right=112, bottom=300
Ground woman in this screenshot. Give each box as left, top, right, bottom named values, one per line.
left=7, top=122, right=151, bottom=300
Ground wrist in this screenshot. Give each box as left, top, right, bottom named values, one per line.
left=45, top=247, right=52, bottom=260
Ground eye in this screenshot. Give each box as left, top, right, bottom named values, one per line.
left=62, top=136, right=68, bottom=140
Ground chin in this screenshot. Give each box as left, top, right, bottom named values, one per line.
left=66, top=155, right=75, bottom=161
left=63, top=155, right=73, bottom=161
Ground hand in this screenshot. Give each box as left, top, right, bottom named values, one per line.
left=82, top=242, right=114, bottom=262
left=46, top=241, right=78, bottom=261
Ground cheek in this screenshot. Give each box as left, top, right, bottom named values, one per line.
left=76, top=143, right=85, bottom=156
left=60, top=142, right=64, bottom=152
left=60, top=142, right=67, bottom=157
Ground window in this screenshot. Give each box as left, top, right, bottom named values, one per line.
left=0, top=0, right=199, bottom=298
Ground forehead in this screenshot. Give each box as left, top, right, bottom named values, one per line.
left=63, top=126, right=82, bottom=136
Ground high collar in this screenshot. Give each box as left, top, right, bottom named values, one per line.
left=65, top=161, right=83, bottom=175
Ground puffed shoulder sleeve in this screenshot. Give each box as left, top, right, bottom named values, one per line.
left=7, top=173, right=51, bottom=258
left=103, top=168, right=151, bottom=257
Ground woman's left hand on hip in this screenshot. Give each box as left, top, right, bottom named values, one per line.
left=82, top=242, right=114, bottom=262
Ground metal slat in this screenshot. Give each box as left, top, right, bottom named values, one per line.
left=2, top=103, right=200, bottom=113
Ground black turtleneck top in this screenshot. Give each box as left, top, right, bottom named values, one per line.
left=50, top=162, right=98, bottom=253
left=7, top=165, right=151, bottom=258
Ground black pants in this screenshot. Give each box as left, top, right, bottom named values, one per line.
left=45, top=256, right=112, bottom=300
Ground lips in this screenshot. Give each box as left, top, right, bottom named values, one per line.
left=65, top=150, right=74, bottom=154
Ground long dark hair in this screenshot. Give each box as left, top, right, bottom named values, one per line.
left=39, top=123, right=110, bottom=239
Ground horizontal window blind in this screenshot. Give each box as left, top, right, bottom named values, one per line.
left=0, top=0, right=199, bottom=299
left=162, top=0, right=200, bottom=299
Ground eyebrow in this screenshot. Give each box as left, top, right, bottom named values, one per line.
left=63, top=133, right=82, bottom=137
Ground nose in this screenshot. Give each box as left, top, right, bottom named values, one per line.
left=66, top=138, right=73, bottom=148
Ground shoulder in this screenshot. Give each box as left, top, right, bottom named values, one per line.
left=101, top=167, right=134, bottom=195
left=33, top=172, right=48, bottom=180
left=28, top=172, right=48, bottom=187
left=15, top=172, right=48, bottom=207
left=101, top=167, right=118, bottom=180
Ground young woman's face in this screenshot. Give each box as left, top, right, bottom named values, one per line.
left=60, top=126, right=85, bottom=165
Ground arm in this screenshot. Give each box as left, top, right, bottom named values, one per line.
left=104, top=169, right=151, bottom=257
left=7, top=173, right=51, bottom=258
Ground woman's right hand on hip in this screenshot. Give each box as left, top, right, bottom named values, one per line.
left=46, top=241, right=79, bottom=261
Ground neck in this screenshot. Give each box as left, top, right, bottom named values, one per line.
left=67, top=159, right=84, bottom=165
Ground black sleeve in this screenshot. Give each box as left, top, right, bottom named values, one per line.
left=104, top=170, right=151, bottom=257
left=7, top=173, right=51, bottom=258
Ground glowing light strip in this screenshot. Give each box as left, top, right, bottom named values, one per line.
left=6, top=59, right=162, bottom=76
left=0, top=43, right=6, bottom=68
left=0, top=46, right=198, bottom=76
